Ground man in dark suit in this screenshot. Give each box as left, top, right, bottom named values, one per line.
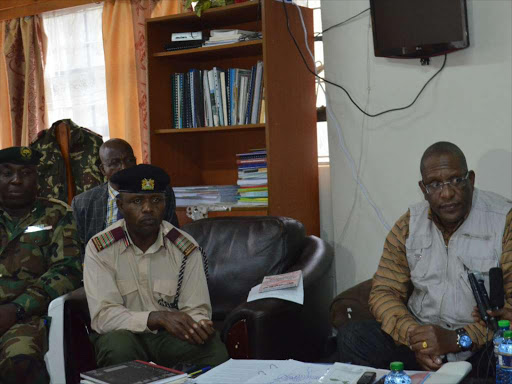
left=71, top=139, right=179, bottom=246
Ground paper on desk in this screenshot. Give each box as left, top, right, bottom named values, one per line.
left=247, top=275, right=304, bottom=304
left=194, top=359, right=287, bottom=384
left=318, top=363, right=432, bottom=384
left=246, top=360, right=329, bottom=384
left=318, top=363, right=388, bottom=384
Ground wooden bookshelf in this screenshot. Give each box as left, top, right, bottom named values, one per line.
left=146, top=0, right=319, bottom=235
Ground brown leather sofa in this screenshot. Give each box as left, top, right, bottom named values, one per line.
left=47, top=216, right=334, bottom=383
left=183, top=216, right=334, bottom=361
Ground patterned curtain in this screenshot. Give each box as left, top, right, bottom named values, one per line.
left=102, top=0, right=183, bottom=164
left=2, top=16, right=48, bottom=147
left=0, top=21, right=13, bottom=148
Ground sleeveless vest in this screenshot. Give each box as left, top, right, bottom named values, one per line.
left=406, top=188, right=512, bottom=329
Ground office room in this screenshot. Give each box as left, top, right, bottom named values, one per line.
left=0, top=0, right=511, bottom=383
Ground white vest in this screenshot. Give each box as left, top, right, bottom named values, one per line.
left=406, top=188, right=512, bottom=330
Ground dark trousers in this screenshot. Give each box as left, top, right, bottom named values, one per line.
left=92, top=329, right=229, bottom=369
left=337, top=320, right=495, bottom=379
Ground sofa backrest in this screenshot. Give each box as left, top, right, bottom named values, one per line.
left=182, top=216, right=306, bottom=322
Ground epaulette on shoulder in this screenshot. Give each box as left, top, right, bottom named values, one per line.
left=47, top=197, right=73, bottom=211
left=165, top=228, right=197, bottom=257
left=92, top=227, right=126, bottom=252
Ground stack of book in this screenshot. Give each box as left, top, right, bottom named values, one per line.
left=170, top=60, right=264, bottom=129
left=236, top=150, right=268, bottom=206
left=173, top=185, right=238, bottom=207
left=204, top=29, right=262, bottom=47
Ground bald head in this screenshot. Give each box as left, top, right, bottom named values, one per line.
left=420, top=141, right=467, bottom=177
left=99, top=139, right=136, bottom=181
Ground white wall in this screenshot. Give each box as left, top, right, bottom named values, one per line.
left=321, top=0, right=512, bottom=292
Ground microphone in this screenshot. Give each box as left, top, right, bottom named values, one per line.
left=489, top=267, right=505, bottom=310
left=468, top=271, right=498, bottom=331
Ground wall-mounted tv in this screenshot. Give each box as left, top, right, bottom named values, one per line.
left=369, top=0, right=470, bottom=59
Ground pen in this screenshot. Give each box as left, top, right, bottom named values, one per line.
left=188, top=366, right=212, bottom=377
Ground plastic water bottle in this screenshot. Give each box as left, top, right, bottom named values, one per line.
left=384, top=362, right=411, bottom=384
left=497, top=330, right=512, bottom=384
left=495, top=320, right=510, bottom=383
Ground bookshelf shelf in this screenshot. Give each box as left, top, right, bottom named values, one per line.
left=155, top=124, right=265, bottom=134
left=147, top=0, right=319, bottom=234
left=153, top=40, right=263, bottom=60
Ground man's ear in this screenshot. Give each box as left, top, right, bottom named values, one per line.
left=419, top=180, right=428, bottom=199
left=116, top=196, right=124, bottom=214
left=99, top=163, right=106, bottom=177
left=469, top=170, right=475, bottom=187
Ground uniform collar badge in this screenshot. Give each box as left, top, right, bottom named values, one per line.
left=141, top=178, right=155, bottom=191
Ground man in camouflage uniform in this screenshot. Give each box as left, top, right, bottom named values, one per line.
left=0, top=146, right=83, bottom=384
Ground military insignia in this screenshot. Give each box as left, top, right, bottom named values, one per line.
left=20, top=147, right=32, bottom=159
left=165, top=228, right=197, bottom=257
left=141, top=178, right=155, bottom=191
left=91, top=227, right=127, bottom=252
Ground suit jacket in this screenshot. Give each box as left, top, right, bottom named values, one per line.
left=71, top=183, right=179, bottom=246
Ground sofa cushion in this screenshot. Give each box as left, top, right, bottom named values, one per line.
left=182, top=216, right=306, bottom=321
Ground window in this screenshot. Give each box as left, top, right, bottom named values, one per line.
left=43, top=4, right=109, bottom=139
left=311, top=0, right=328, bottom=163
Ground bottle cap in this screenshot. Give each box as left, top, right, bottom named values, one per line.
left=504, top=330, right=512, bottom=339
left=499, top=320, right=510, bottom=329
left=390, top=361, right=404, bottom=371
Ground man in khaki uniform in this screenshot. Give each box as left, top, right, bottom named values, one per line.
left=83, top=164, right=228, bottom=369
left=0, top=146, right=83, bottom=384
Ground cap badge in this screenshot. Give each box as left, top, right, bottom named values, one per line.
left=141, top=178, right=155, bottom=191
left=20, top=147, right=32, bottom=159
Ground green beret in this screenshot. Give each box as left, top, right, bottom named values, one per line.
left=0, top=146, right=42, bottom=166
left=110, top=164, right=170, bottom=193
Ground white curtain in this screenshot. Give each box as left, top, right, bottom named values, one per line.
left=43, top=3, right=109, bottom=139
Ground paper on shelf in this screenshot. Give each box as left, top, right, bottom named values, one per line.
left=247, top=274, right=304, bottom=304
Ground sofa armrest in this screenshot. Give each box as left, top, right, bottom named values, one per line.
left=329, top=279, right=374, bottom=330
left=222, top=298, right=303, bottom=359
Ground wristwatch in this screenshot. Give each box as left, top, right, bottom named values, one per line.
left=12, top=303, right=26, bottom=322
left=456, top=328, right=473, bottom=351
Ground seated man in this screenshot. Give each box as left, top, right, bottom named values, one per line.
left=0, top=147, right=82, bottom=384
left=83, top=164, right=228, bottom=368
left=338, top=142, right=512, bottom=375
left=71, top=138, right=179, bottom=246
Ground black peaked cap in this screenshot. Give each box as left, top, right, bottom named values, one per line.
left=110, top=164, right=170, bottom=193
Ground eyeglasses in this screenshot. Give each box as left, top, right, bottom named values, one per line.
left=421, top=171, right=470, bottom=195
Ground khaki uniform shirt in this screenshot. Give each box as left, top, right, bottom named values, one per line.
left=84, top=220, right=211, bottom=334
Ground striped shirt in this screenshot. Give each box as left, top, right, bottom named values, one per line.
left=369, top=208, right=512, bottom=348
left=105, top=183, right=120, bottom=228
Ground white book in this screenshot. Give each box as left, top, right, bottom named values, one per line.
left=220, top=71, right=228, bottom=127
left=207, top=70, right=219, bottom=127
left=238, top=76, right=247, bottom=126
left=251, top=61, right=264, bottom=124
left=210, top=29, right=254, bottom=37
left=203, top=70, right=213, bottom=127
left=213, top=67, right=224, bottom=126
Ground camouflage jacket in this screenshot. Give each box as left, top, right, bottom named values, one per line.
left=30, top=119, right=105, bottom=203
left=0, top=198, right=83, bottom=317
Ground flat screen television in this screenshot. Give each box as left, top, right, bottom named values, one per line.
left=369, top=0, right=470, bottom=59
